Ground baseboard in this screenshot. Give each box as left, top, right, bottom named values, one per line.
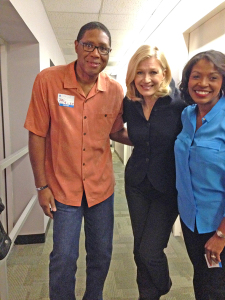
left=15, top=219, right=52, bottom=245
left=15, top=233, right=45, bottom=244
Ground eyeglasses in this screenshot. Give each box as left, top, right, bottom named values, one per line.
left=79, top=41, right=111, bottom=55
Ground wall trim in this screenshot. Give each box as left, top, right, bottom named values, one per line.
left=15, top=218, right=51, bottom=245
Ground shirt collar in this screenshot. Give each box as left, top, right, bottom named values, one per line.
left=63, top=61, right=107, bottom=92
left=96, top=72, right=107, bottom=92
left=199, top=96, right=225, bottom=123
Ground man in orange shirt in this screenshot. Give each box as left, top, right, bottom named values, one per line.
left=24, top=22, right=131, bottom=300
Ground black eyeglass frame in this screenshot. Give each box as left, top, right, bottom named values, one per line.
left=78, top=41, right=111, bottom=55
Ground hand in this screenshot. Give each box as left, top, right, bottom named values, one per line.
left=205, top=233, right=225, bottom=265
left=37, top=187, right=56, bottom=219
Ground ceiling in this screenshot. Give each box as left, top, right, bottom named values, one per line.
left=41, top=0, right=164, bottom=75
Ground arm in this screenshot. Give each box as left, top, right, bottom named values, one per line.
left=29, top=131, right=56, bottom=218
left=110, top=128, right=133, bottom=146
left=205, top=217, right=225, bottom=265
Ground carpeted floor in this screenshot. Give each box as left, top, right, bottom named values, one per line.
left=6, top=150, right=195, bottom=300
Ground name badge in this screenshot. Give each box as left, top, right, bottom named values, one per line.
left=58, top=94, right=74, bottom=107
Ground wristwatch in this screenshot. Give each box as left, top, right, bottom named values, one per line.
left=216, top=230, right=225, bottom=239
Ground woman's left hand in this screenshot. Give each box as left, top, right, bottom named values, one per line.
left=205, top=233, right=225, bottom=265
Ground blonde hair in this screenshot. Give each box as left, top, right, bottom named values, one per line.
left=126, top=45, right=172, bottom=101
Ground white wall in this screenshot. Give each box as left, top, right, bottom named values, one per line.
left=9, top=0, right=65, bottom=69
left=6, top=43, right=44, bottom=234
left=0, top=53, right=4, bottom=163
left=115, top=0, right=225, bottom=165
left=0, top=0, right=66, bottom=237
left=189, top=8, right=225, bottom=57
left=7, top=43, right=39, bottom=152
left=116, top=0, right=225, bottom=87
left=114, top=142, right=124, bottom=162
left=7, top=0, right=65, bottom=234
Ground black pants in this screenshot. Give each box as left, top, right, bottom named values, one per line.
left=181, top=220, right=225, bottom=300
left=125, top=176, right=178, bottom=300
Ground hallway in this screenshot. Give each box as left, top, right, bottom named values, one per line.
left=7, top=150, right=195, bottom=300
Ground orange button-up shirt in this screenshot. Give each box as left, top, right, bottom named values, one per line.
left=24, top=62, right=124, bottom=207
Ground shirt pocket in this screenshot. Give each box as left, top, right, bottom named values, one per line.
left=194, top=140, right=222, bottom=163
left=90, top=113, right=116, bottom=140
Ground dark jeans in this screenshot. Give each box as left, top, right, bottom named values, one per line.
left=125, top=177, right=178, bottom=300
left=49, top=193, right=114, bottom=300
left=181, top=220, right=225, bottom=300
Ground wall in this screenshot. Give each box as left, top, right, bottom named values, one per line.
left=116, top=0, right=225, bottom=87
left=0, top=0, right=66, bottom=238
left=6, top=43, right=44, bottom=234
left=189, top=8, right=225, bottom=57
left=115, top=0, right=225, bottom=165
left=0, top=52, right=4, bottom=163
left=9, top=0, right=65, bottom=69
left=114, top=142, right=124, bottom=163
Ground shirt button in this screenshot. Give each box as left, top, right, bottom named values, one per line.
left=83, top=148, right=85, bottom=151
left=84, top=116, right=87, bottom=119
left=84, top=133, right=86, bottom=135
left=105, top=114, right=107, bottom=117
left=147, top=123, right=150, bottom=127
left=83, top=163, right=85, bottom=166
left=146, top=158, right=149, bottom=162
left=146, top=142, right=149, bottom=146
left=83, top=178, right=85, bottom=181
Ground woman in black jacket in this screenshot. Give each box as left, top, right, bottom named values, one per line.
left=123, top=45, right=186, bottom=300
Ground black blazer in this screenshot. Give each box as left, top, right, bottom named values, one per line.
left=123, top=90, right=186, bottom=194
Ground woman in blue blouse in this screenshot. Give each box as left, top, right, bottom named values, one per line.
left=175, top=50, right=225, bottom=300
left=123, top=45, right=185, bottom=300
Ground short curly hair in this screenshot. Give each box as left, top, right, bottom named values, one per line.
left=126, top=45, right=172, bottom=101
left=179, top=50, right=225, bottom=105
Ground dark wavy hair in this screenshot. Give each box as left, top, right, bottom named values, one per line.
left=76, top=22, right=111, bottom=46
left=179, top=50, right=225, bottom=104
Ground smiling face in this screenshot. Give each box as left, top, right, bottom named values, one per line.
left=75, top=29, right=110, bottom=82
left=188, top=59, right=223, bottom=111
left=134, top=57, right=165, bottom=101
